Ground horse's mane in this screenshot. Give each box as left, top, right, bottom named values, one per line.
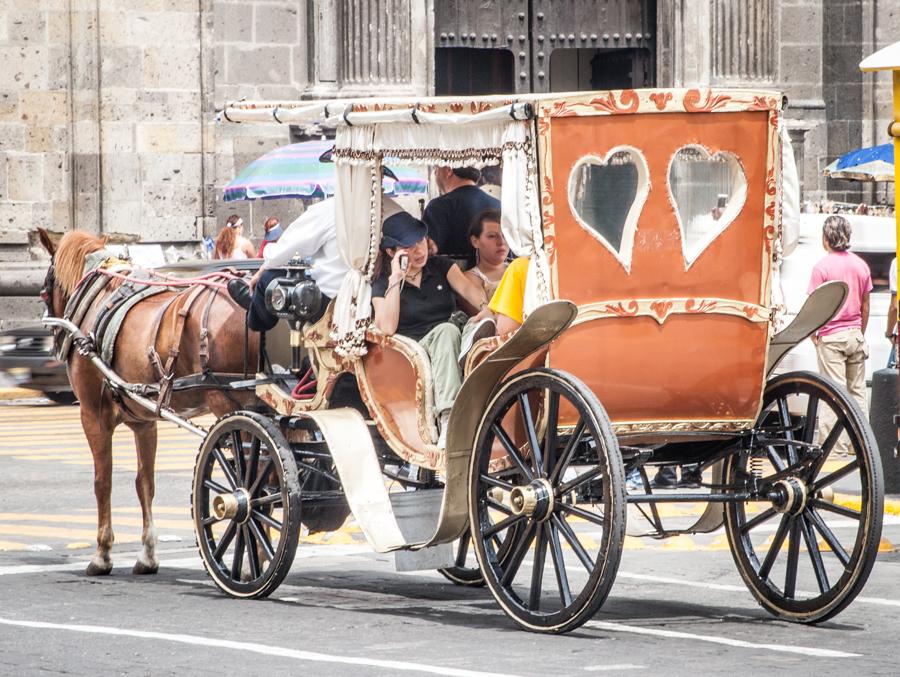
left=55, top=230, right=108, bottom=295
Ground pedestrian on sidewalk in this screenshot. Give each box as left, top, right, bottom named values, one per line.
left=808, top=215, right=872, bottom=450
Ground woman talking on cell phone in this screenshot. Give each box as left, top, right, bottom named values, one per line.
left=371, top=211, right=485, bottom=448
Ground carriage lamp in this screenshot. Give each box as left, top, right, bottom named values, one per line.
left=263, top=257, right=323, bottom=323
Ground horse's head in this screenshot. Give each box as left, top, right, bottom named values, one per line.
left=37, top=227, right=108, bottom=319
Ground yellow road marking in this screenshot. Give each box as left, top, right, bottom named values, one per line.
left=0, top=513, right=193, bottom=530
left=0, top=524, right=142, bottom=542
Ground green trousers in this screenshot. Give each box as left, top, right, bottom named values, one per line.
left=419, top=322, right=462, bottom=413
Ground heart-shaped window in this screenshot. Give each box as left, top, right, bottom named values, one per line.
left=567, top=147, right=649, bottom=272
left=668, top=145, right=747, bottom=269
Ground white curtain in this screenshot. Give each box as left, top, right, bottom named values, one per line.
left=332, top=125, right=380, bottom=357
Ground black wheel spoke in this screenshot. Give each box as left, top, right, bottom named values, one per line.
left=231, top=431, right=247, bottom=486
left=543, top=391, right=560, bottom=476
left=550, top=419, right=585, bottom=483
left=740, top=506, right=778, bottom=535
left=484, top=512, right=526, bottom=538
left=203, top=478, right=230, bottom=495
left=251, top=493, right=284, bottom=509
left=213, top=447, right=240, bottom=490
left=455, top=532, right=470, bottom=567
left=529, top=524, right=548, bottom=610
left=487, top=497, right=514, bottom=516
left=212, top=521, right=237, bottom=561
left=777, top=397, right=798, bottom=465
left=810, top=498, right=861, bottom=521
left=251, top=509, right=283, bottom=531
left=244, top=525, right=261, bottom=580
left=518, top=392, right=544, bottom=474
left=799, top=515, right=830, bottom=594
left=806, top=507, right=851, bottom=566
left=801, top=396, right=819, bottom=444
left=784, top=518, right=801, bottom=599
left=557, top=465, right=603, bottom=496
left=248, top=518, right=276, bottom=562
left=245, top=437, right=261, bottom=488
left=247, top=456, right=274, bottom=497
left=558, top=502, right=607, bottom=527
left=766, top=446, right=787, bottom=472
left=492, top=423, right=534, bottom=481
left=480, top=473, right=514, bottom=491
left=808, top=421, right=846, bottom=480
left=231, top=524, right=246, bottom=577
left=552, top=513, right=595, bottom=574
left=758, top=513, right=790, bottom=581
left=500, top=522, right=537, bottom=586
left=548, top=523, right=573, bottom=607
left=814, top=459, right=860, bottom=491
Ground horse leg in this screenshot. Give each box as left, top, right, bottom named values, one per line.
left=81, top=408, right=116, bottom=576
left=128, top=420, right=159, bottom=575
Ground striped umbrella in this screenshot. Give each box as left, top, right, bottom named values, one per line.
left=823, top=143, right=894, bottom=182
left=223, top=139, right=428, bottom=202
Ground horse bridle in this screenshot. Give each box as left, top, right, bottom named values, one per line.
left=40, top=258, right=56, bottom=316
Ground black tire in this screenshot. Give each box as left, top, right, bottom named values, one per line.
left=192, top=411, right=301, bottom=598
left=725, top=371, right=883, bottom=623
left=438, top=527, right=485, bottom=586
left=469, top=368, right=626, bottom=633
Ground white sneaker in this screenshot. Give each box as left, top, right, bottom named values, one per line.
left=437, top=410, right=451, bottom=449
left=458, top=318, right=496, bottom=370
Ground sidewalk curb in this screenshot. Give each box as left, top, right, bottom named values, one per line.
left=0, top=387, right=44, bottom=401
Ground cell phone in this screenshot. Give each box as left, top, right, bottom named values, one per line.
left=399, top=254, right=408, bottom=272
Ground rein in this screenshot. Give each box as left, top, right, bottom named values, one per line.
left=75, top=266, right=246, bottom=293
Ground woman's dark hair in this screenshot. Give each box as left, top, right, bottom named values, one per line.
left=452, top=166, right=481, bottom=183
left=822, top=215, right=851, bottom=251
left=468, top=208, right=502, bottom=240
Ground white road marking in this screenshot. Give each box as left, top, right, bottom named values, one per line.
left=583, top=665, right=645, bottom=672
left=0, top=617, right=521, bottom=677
left=585, top=620, right=859, bottom=658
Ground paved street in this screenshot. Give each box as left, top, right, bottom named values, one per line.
left=1, top=399, right=899, bottom=676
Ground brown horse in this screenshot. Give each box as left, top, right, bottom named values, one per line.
left=38, top=228, right=258, bottom=576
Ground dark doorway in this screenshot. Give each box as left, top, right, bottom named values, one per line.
left=549, top=48, right=653, bottom=91
left=435, top=48, right=515, bottom=96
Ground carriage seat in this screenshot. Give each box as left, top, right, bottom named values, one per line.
left=359, top=327, right=442, bottom=468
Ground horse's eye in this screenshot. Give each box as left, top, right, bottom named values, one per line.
left=39, top=290, right=49, bottom=302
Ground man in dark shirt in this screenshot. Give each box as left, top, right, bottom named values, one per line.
left=423, top=166, right=500, bottom=265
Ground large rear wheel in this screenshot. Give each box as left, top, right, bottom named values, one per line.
left=192, top=411, right=301, bottom=598
left=469, top=368, right=626, bottom=633
left=725, top=371, right=883, bottom=623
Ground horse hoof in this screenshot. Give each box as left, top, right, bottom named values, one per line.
left=132, top=561, right=159, bottom=575
left=85, top=561, right=112, bottom=576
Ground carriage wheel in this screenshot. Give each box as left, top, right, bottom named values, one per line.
left=438, top=527, right=485, bottom=586
left=192, top=411, right=301, bottom=599
left=725, top=371, right=883, bottom=623
left=469, top=369, right=626, bottom=633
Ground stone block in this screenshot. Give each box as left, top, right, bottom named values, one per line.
left=103, top=199, right=142, bottom=233
left=52, top=200, right=70, bottom=231
left=0, top=296, right=45, bottom=330
left=225, top=45, right=292, bottom=85
left=100, top=45, right=144, bottom=88
left=73, top=152, right=100, bottom=193
left=0, top=46, right=49, bottom=89
left=72, top=120, right=99, bottom=155
left=25, top=125, right=67, bottom=153
left=779, top=44, right=821, bottom=84
left=254, top=4, right=299, bottom=44
left=73, top=192, right=100, bottom=232
left=6, top=10, right=47, bottom=44
left=143, top=46, right=200, bottom=91
left=140, top=153, right=201, bottom=185
left=46, top=45, right=70, bottom=90
left=101, top=121, right=135, bottom=153
left=101, top=152, right=141, bottom=196
left=0, top=91, right=18, bottom=122
left=19, top=90, right=68, bottom=126
left=30, top=200, right=55, bottom=230
left=7, top=155, right=44, bottom=202
left=0, top=200, right=33, bottom=229
left=0, top=229, right=29, bottom=245
left=136, top=123, right=202, bottom=153
left=0, top=123, right=25, bottom=152
left=0, top=153, right=7, bottom=199
left=46, top=10, right=69, bottom=44
left=43, top=153, right=69, bottom=201
left=215, top=1, right=252, bottom=42
left=124, top=11, right=198, bottom=47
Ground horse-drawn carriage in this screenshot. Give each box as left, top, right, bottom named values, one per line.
left=41, top=87, right=883, bottom=634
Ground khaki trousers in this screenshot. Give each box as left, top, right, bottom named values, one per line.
left=419, top=322, right=462, bottom=413
left=815, top=327, right=868, bottom=453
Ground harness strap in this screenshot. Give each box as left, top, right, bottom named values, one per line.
left=147, top=291, right=186, bottom=381
left=198, top=287, right=220, bottom=374
left=156, top=285, right=210, bottom=414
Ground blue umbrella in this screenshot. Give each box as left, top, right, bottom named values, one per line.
left=223, top=139, right=428, bottom=202
left=824, top=143, right=894, bottom=181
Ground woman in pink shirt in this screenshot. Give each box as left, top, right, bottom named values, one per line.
left=808, top=215, right=872, bottom=434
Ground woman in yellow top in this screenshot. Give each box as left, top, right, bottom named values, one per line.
left=488, top=256, right=529, bottom=333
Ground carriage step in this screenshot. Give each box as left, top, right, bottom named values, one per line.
left=390, top=489, right=454, bottom=571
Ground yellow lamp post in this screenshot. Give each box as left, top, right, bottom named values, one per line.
left=860, top=43, right=900, bottom=477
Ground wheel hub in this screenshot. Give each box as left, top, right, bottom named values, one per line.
left=769, top=477, right=808, bottom=516
left=212, top=488, right=251, bottom=523
left=509, top=478, right=554, bottom=522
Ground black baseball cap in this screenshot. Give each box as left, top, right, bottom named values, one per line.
left=380, top=211, right=427, bottom=249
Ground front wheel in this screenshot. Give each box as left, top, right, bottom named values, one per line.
left=469, top=368, right=626, bottom=633
left=725, top=371, right=883, bottom=623
left=192, top=411, right=301, bottom=598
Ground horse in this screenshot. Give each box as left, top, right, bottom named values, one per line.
left=37, top=227, right=258, bottom=576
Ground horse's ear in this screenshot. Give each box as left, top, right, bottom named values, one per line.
left=100, top=234, right=109, bottom=247
left=37, top=228, right=56, bottom=256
